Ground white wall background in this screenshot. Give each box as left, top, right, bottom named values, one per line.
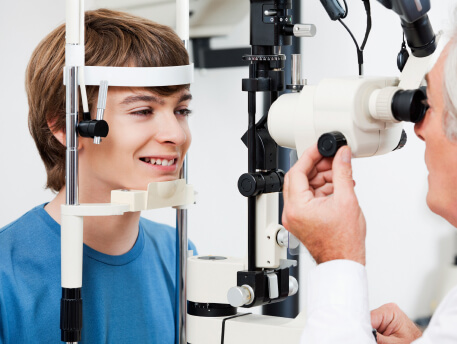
left=0, top=0, right=456, bottom=321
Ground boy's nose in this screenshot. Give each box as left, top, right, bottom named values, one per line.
left=155, top=113, right=188, bottom=146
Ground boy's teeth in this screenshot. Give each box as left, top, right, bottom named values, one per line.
left=143, top=158, right=174, bottom=165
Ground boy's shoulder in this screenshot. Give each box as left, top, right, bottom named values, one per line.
left=0, top=204, right=57, bottom=238
left=0, top=204, right=60, bottom=262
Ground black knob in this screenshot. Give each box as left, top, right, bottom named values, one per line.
left=238, top=173, right=266, bottom=197
left=78, top=120, right=109, bottom=138
left=238, top=170, right=285, bottom=197
left=317, top=132, right=347, bottom=157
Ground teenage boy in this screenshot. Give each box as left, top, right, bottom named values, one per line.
left=0, top=9, right=195, bottom=343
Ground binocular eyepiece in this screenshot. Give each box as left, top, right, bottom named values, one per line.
left=391, top=87, right=428, bottom=123
left=370, top=86, right=428, bottom=124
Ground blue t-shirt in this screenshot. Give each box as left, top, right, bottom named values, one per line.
left=0, top=204, right=196, bottom=343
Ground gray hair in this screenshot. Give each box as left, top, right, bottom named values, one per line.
left=443, top=11, right=457, bottom=141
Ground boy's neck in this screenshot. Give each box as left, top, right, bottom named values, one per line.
left=45, top=187, right=141, bottom=256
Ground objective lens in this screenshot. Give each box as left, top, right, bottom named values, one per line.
left=401, top=15, right=436, bottom=58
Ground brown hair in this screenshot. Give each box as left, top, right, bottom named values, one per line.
left=26, top=9, right=189, bottom=192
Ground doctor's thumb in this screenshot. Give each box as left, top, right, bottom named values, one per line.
left=332, top=146, right=356, bottom=197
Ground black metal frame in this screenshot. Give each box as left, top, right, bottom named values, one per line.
left=236, top=0, right=299, bottom=310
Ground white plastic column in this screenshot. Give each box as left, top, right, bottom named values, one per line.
left=61, top=213, right=84, bottom=288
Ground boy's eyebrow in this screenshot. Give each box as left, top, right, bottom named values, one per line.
left=178, top=93, right=193, bottom=103
left=120, top=94, right=165, bottom=106
left=120, top=93, right=192, bottom=106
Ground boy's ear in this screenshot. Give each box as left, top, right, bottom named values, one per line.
left=47, top=118, right=83, bottom=149
left=50, top=126, right=66, bottom=146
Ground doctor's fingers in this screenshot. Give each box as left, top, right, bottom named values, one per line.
left=374, top=332, right=399, bottom=344
left=314, top=183, right=334, bottom=198
left=285, top=145, right=325, bottom=199
left=293, top=145, right=326, bottom=178
left=304, top=154, right=333, bottom=181
left=371, top=303, right=422, bottom=344
left=309, top=170, right=333, bottom=189
left=331, top=146, right=358, bottom=203
left=283, top=171, right=313, bottom=208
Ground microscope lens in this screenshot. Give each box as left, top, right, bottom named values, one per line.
left=401, top=15, right=437, bottom=58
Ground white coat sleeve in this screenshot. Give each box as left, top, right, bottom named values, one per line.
left=412, top=286, right=457, bottom=344
left=300, top=260, right=376, bottom=344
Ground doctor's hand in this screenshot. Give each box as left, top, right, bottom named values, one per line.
left=282, top=145, right=366, bottom=265
left=371, top=303, right=422, bottom=344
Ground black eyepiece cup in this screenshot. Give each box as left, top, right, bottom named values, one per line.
left=391, top=88, right=427, bottom=123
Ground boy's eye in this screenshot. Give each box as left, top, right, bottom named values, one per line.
left=176, top=108, right=192, bottom=117
left=131, top=109, right=153, bottom=116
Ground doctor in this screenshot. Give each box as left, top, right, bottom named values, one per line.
left=282, top=22, right=457, bottom=344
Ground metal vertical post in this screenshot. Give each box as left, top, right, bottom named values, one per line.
left=176, top=157, right=188, bottom=344
left=176, top=0, right=190, bottom=332
left=66, top=66, right=79, bottom=206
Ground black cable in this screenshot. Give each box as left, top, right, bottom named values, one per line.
left=360, top=0, right=372, bottom=51
left=337, top=18, right=360, bottom=52
left=337, top=18, right=363, bottom=75
left=337, top=0, right=372, bottom=76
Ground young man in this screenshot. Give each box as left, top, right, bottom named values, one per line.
left=282, top=20, right=457, bottom=344
left=0, top=9, right=195, bottom=343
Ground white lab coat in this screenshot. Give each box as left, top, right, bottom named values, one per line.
left=301, top=260, right=457, bottom=344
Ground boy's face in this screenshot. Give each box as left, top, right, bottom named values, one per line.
left=78, top=87, right=192, bottom=193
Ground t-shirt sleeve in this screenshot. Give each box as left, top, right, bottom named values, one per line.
left=300, top=260, right=376, bottom=344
